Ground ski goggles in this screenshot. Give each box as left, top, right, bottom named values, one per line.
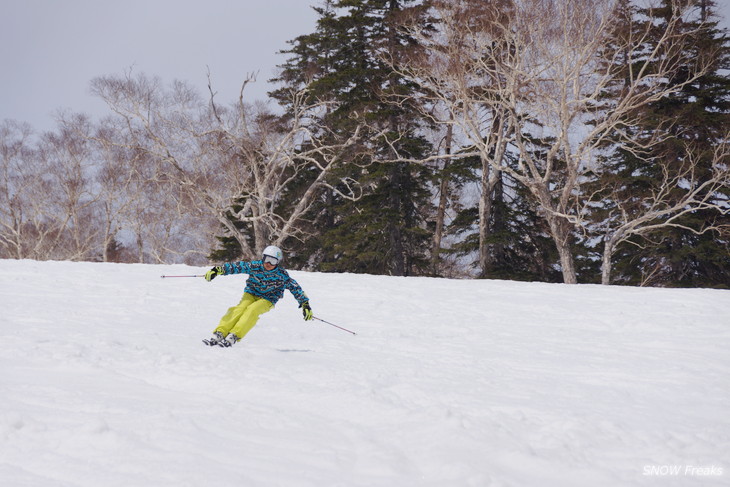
left=263, top=255, right=280, bottom=266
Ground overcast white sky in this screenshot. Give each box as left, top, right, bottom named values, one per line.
left=1, top=1, right=729, bottom=133
left=0, top=0, right=320, bottom=132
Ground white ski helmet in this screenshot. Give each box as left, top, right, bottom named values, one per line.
left=262, top=245, right=283, bottom=262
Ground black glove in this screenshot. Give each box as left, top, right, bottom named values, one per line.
left=204, top=266, right=223, bottom=282
left=302, top=302, right=313, bottom=321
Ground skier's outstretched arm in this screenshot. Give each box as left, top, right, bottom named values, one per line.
left=204, top=261, right=252, bottom=281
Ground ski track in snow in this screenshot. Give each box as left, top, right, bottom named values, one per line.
left=0, top=259, right=728, bottom=486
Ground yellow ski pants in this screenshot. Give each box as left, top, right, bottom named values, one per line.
left=214, top=293, right=274, bottom=340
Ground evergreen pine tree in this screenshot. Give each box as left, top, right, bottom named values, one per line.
left=271, top=0, right=435, bottom=276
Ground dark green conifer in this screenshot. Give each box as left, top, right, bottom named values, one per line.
left=271, top=0, right=435, bottom=276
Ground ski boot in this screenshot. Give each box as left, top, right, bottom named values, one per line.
left=202, top=331, right=225, bottom=346
left=218, top=333, right=240, bottom=348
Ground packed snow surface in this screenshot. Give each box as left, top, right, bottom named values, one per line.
left=1, top=260, right=728, bottom=486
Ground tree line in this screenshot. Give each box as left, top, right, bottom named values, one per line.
left=1, top=0, right=728, bottom=287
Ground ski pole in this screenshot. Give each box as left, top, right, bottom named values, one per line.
left=313, top=316, right=357, bottom=335
left=160, top=274, right=205, bottom=278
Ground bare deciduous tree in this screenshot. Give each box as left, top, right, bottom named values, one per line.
left=0, top=120, right=36, bottom=259
left=89, top=71, right=364, bottom=261
left=43, top=113, right=106, bottom=261
left=1, top=116, right=103, bottom=261
left=595, top=136, right=730, bottom=284
left=92, top=117, right=141, bottom=262
left=387, top=3, right=510, bottom=276
left=396, top=0, right=719, bottom=283
left=204, top=76, right=365, bottom=257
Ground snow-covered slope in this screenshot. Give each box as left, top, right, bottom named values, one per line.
left=1, top=259, right=728, bottom=486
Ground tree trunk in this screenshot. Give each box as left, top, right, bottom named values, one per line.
left=389, top=162, right=406, bottom=276
left=431, top=123, right=453, bottom=274
left=546, top=215, right=577, bottom=284
left=387, top=0, right=406, bottom=277
left=558, top=245, right=577, bottom=284
left=136, top=231, right=144, bottom=264
left=601, top=240, right=614, bottom=285
left=252, top=202, right=268, bottom=257
left=491, top=173, right=505, bottom=266
left=478, top=156, right=494, bottom=277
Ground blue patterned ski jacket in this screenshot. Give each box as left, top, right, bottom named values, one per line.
left=221, top=260, right=309, bottom=307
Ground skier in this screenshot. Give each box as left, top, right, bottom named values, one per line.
left=202, top=245, right=313, bottom=347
